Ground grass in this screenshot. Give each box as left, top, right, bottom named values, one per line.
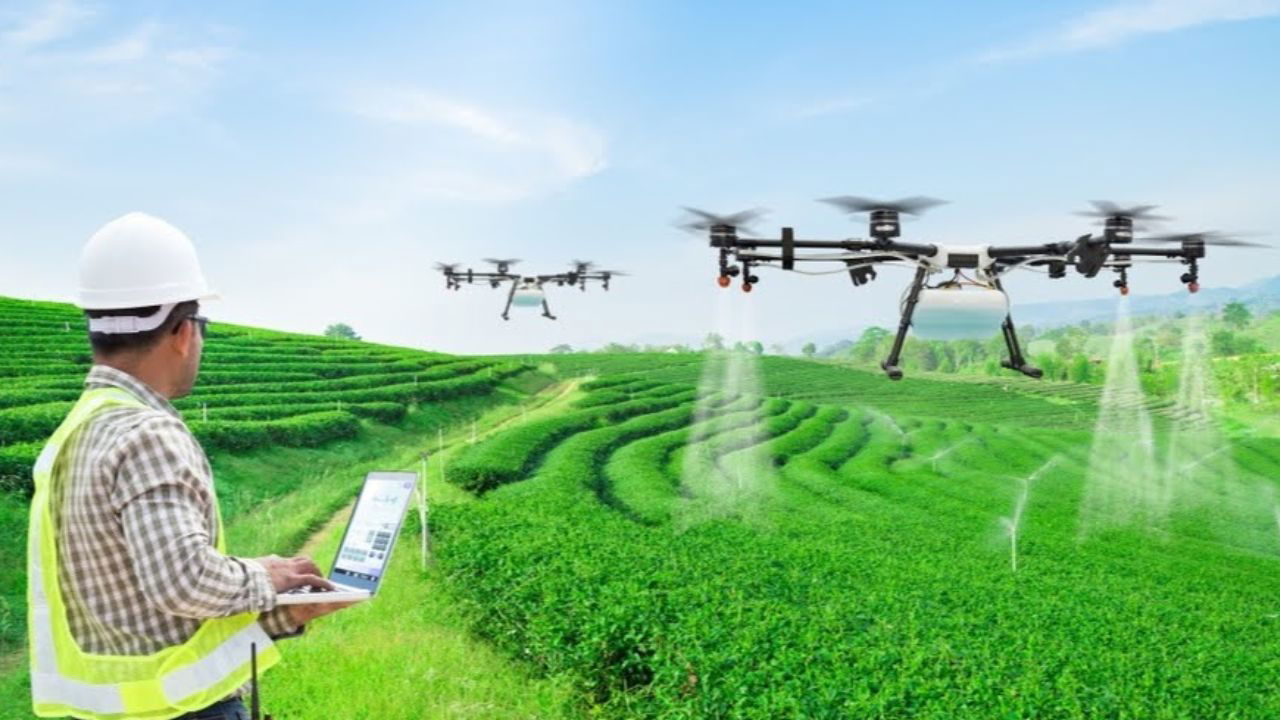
left=258, top=496, right=575, bottom=718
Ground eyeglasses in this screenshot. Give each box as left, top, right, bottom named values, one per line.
left=173, top=314, right=210, bottom=338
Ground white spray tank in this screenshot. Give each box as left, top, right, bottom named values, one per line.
left=511, top=280, right=545, bottom=309
left=908, top=283, right=1009, bottom=341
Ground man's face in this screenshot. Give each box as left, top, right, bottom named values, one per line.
left=171, top=314, right=204, bottom=399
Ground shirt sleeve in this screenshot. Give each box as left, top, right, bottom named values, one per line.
left=258, top=606, right=304, bottom=639
left=110, top=414, right=279, bottom=620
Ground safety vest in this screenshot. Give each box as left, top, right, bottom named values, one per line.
left=28, top=387, right=280, bottom=719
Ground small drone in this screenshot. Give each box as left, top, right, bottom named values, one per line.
left=436, top=259, right=626, bottom=320
left=682, top=197, right=1267, bottom=380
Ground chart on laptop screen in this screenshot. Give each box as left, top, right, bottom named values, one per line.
left=336, top=477, right=415, bottom=582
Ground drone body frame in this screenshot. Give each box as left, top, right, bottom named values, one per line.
left=437, top=259, right=624, bottom=321
left=692, top=199, right=1223, bottom=380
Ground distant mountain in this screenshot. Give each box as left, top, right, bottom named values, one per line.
left=1012, top=274, right=1280, bottom=329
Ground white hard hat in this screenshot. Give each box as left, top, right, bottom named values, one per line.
left=78, top=212, right=219, bottom=311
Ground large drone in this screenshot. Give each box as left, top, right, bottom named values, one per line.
left=436, top=259, right=626, bottom=320
left=682, top=197, right=1267, bottom=380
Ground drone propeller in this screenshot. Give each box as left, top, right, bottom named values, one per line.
left=818, top=195, right=948, bottom=216
left=1073, top=201, right=1171, bottom=223
left=677, top=207, right=768, bottom=234
left=1139, top=231, right=1270, bottom=248
left=598, top=270, right=629, bottom=277
left=434, top=262, right=460, bottom=273
left=483, top=258, right=521, bottom=267
left=570, top=259, right=595, bottom=271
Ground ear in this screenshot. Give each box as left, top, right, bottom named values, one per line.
left=169, top=317, right=194, bottom=359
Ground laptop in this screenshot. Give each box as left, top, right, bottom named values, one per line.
left=276, top=471, right=418, bottom=605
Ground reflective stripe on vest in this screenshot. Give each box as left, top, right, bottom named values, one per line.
left=28, top=387, right=280, bottom=719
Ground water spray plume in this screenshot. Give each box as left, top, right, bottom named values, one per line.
left=679, top=293, right=776, bottom=527
left=1163, top=313, right=1245, bottom=524
left=867, top=408, right=908, bottom=448
left=1273, top=504, right=1280, bottom=550
left=1003, top=457, right=1059, bottom=572
left=1080, top=298, right=1160, bottom=535
left=928, top=437, right=974, bottom=473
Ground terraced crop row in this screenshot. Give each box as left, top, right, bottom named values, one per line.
left=0, top=296, right=528, bottom=492
left=436, top=358, right=1280, bottom=719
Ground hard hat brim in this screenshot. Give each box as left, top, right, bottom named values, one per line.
left=77, top=287, right=219, bottom=311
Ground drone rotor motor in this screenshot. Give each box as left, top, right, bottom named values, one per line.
left=1104, top=215, right=1134, bottom=244
left=869, top=209, right=901, bottom=241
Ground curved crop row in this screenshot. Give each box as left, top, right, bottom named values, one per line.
left=172, top=372, right=502, bottom=411
left=193, top=401, right=406, bottom=424
left=188, top=410, right=361, bottom=453
left=450, top=390, right=698, bottom=493
left=604, top=395, right=771, bottom=524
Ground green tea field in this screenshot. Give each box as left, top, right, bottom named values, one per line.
left=3, top=298, right=1280, bottom=719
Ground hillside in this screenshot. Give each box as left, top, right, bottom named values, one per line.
left=427, top=351, right=1280, bottom=717
left=3, top=300, right=1280, bottom=717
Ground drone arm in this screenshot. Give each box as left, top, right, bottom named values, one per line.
left=716, top=235, right=939, bottom=255
left=987, top=243, right=1072, bottom=259
left=1117, top=246, right=1200, bottom=259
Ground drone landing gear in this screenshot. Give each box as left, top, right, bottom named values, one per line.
left=501, top=282, right=517, bottom=321
left=541, top=299, right=557, bottom=321
left=880, top=267, right=927, bottom=381
left=991, top=278, right=1042, bottom=379
left=999, top=316, right=1042, bottom=379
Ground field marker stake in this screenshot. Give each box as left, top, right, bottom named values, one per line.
left=202, top=403, right=207, bottom=422
left=418, top=452, right=432, bottom=567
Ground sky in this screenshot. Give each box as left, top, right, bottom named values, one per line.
left=1, top=0, right=1278, bottom=353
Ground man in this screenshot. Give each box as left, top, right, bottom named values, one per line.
left=28, top=212, right=353, bottom=720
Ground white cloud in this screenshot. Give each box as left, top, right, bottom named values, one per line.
left=357, top=90, right=524, bottom=144
left=348, top=88, right=606, bottom=209
left=1, top=0, right=93, bottom=51
left=790, top=95, right=871, bottom=121
left=83, top=21, right=157, bottom=64
left=981, top=0, right=1280, bottom=62
left=0, top=2, right=233, bottom=117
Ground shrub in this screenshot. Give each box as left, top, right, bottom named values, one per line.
left=189, top=411, right=361, bottom=452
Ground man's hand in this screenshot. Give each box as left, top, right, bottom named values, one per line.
left=286, top=599, right=361, bottom=626
left=254, top=555, right=361, bottom=627
left=255, top=555, right=332, bottom=594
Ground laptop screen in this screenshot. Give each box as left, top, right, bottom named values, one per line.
left=329, top=471, right=417, bottom=592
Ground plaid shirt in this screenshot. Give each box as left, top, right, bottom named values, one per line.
left=52, top=365, right=298, bottom=665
